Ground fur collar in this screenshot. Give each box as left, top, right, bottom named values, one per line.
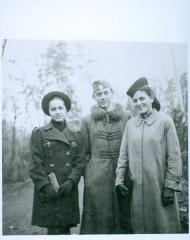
left=91, top=103, right=124, bottom=121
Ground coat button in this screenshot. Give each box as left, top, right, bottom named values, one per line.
left=66, top=151, right=70, bottom=155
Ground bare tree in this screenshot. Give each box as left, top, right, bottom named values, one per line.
left=1, top=39, right=7, bottom=57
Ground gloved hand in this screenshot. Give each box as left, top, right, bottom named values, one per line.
left=116, top=184, right=129, bottom=198
left=40, top=184, right=57, bottom=203
left=58, top=179, right=74, bottom=197
left=162, top=187, right=175, bottom=206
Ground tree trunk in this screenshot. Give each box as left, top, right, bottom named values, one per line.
left=10, top=114, right=17, bottom=181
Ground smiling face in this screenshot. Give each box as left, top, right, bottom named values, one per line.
left=133, top=90, right=154, bottom=116
left=93, top=86, right=113, bottom=110
left=48, top=97, right=67, bottom=122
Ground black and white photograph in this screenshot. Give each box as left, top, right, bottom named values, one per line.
left=1, top=1, right=190, bottom=240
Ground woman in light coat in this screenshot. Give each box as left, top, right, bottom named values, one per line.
left=116, top=77, right=182, bottom=233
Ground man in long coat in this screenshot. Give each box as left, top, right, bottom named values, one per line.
left=80, top=80, right=131, bottom=234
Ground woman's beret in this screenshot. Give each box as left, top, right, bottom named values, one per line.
left=127, top=77, right=148, bottom=98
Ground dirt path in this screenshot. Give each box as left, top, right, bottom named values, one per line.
left=3, top=179, right=84, bottom=235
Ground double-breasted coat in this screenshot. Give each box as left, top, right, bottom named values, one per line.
left=116, top=110, right=182, bottom=233
left=29, top=121, right=85, bottom=227
left=80, top=103, right=131, bottom=234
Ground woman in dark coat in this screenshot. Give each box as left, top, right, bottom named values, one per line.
left=29, top=91, right=86, bottom=235
left=80, top=80, right=131, bottom=234
left=116, top=78, right=182, bottom=233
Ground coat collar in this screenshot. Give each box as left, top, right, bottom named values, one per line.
left=91, top=103, right=124, bottom=121
left=43, top=121, right=75, bottom=145
left=135, top=109, right=158, bottom=127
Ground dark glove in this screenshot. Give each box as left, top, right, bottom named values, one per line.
left=58, top=179, right=74, bottom=197
left=40, top=184, right=57, bottom=203
left=116, top=184, right=129, bottom=198
left=162, top=187, right=174, bottom=206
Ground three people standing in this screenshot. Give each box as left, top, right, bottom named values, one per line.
left=29, top=78, right=182, bottom=234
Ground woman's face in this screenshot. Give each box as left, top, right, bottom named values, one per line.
left=93, top=87, right=113, bottom=110
left=133, top=90, right=153, bottom=116
left=49, top=97, right=67, bottom=122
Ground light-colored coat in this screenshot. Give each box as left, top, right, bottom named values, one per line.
left=80, top=104, right=131, bottom=234
left=116, top=110, right=182, bottom=233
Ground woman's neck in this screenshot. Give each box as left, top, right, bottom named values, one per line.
left=140, top=110, right=153, bottom=119
left=52, top=120, right=66, bottom=131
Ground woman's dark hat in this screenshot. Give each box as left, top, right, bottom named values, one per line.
left=42, top=91, right=71, bottom=115
left=127, top=77, right=161, bottom=111
left=127, top=77, right=148, bottom=98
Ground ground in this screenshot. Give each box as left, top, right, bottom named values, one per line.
left=2, top=179, right=83, bottom=235
left=2, top=178, right=188, bottom=235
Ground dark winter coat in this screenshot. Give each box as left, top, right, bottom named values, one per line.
left=80, top=103, right=131, bottom=234
left=29, top=121, right=85, bottom=227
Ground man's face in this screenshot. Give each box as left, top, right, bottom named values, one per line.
left=93, top=86, right=113, bottom=110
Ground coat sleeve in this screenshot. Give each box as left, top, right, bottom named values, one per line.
left=29, top=128, right=49, bottom=192
left=164, top=117, right=182, bottom=192
left=122, top=110, right=132, bottom=126
left=80, top=117, right=91, bottom=162
left=67, top=132, right=86, bottom=185
left=115, top=124, right=129, bottom=186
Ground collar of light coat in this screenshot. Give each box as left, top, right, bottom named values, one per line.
left=43, top=120, right=76, bottom=144
left=91, top=103, right=124, bottom=121
left=135, top=109, right=159, bottom=127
